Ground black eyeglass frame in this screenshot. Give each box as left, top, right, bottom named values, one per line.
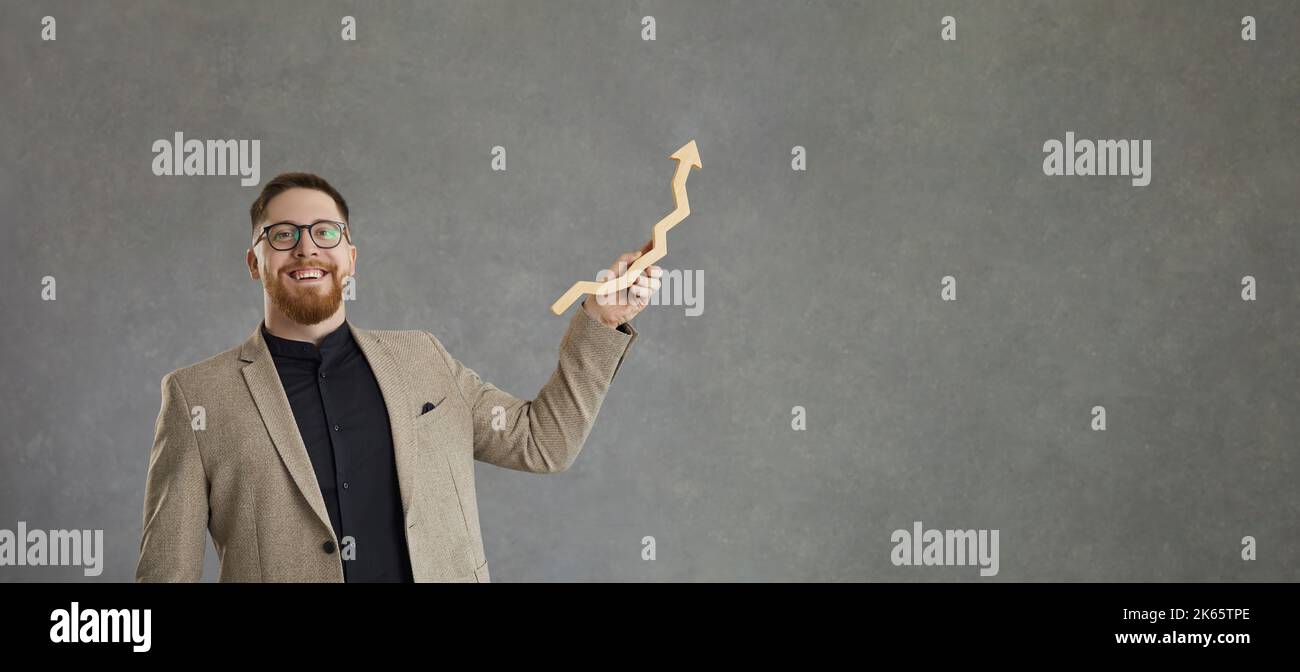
left=253, top=219, right=351, bottom=251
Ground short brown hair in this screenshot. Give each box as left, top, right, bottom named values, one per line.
left=249, top=172, right=350, bottom=237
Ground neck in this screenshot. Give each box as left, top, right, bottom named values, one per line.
left=263, top=298, right=347, bottom=347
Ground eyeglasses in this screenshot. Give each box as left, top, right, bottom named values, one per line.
left=254, top=220, right=350, bottom=251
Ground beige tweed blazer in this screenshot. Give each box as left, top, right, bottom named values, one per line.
left=136, top=307, right=636, bottom=582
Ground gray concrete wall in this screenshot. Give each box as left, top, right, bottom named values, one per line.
left=1, top=1, right=1296, bottom=581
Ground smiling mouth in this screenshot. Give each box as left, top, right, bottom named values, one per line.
left=286, top=268, right=330, bottom=283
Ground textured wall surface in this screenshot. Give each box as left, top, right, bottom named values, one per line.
left=1, top=1, right=1296, bottom=581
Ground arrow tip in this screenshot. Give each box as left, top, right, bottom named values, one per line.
left=670, top=140, right=702, bottom=170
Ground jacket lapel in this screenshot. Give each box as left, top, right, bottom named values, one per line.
left=238, top=323, right=334, bottom=537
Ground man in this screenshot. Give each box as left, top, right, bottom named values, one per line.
left=136, top=172, right=661, bottom=582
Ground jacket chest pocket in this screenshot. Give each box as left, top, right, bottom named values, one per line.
left=413, top=392, right=475, bottom=451
left=412, top=399, right=476, bottom=494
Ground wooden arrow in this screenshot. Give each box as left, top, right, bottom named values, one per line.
left=551, top=140, right=702, bottom=316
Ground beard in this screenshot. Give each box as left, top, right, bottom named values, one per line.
left=265, top=262, right=345, bottom=326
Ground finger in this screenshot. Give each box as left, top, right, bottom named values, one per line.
left=621, top=284, right=638, bottom=306
left=612, top=253, right=638, bottom=271
left=628, top=275, right=654, bottom=300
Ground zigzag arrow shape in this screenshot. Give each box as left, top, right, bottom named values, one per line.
left=551, top=139, right=702, bottom=316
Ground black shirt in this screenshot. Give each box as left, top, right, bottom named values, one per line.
left=261, top=320, right=414, bottom=582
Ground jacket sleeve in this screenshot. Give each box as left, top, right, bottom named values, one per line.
left=136, top=371, right=210, bottom=582
left=426, top=306, right=637, bottom=473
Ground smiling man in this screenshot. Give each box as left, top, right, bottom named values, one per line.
left=136, top=172, right=661, bottom=582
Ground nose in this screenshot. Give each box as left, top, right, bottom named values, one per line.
left=293, top=232, right=324, bottom=258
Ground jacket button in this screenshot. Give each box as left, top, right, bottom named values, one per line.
left=322, top=540, right=336, bottom=554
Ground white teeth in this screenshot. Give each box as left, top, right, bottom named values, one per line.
left=291, top=269, right=324, bottom=280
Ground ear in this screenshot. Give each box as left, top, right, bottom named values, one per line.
left=247, top=247, right=260, bottom=280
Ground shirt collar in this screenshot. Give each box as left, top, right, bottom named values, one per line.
left=261, top=320, right=353, bottom=364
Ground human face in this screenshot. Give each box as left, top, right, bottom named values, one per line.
left=247, top=188, right=356, bottom=326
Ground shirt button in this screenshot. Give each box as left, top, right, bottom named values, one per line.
left=343, top=482, right=350, bottom=490
left=322, top=540, right=336, bottom=554
left=320, top=371, right=327, bottom=379
left=333, top=424, right=341, bottom=431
